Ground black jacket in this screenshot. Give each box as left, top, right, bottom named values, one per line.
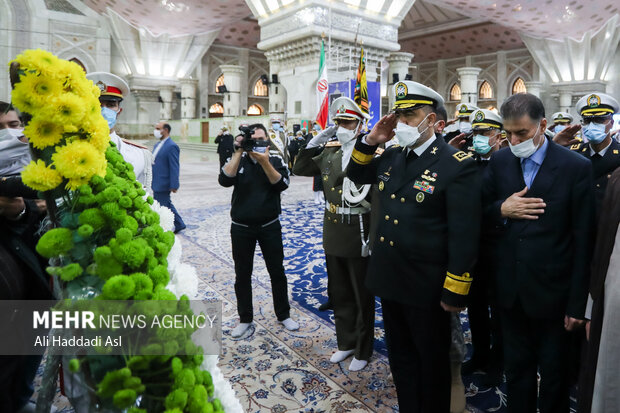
left=570, top=139, right=620, bottom=216
left=482, top=140, right=594, bottom=319
left=347, top=136, right=481, bottom=308
left=218, top=152, right=289, bottom=225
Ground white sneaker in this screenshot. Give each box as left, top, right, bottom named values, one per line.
left=349, top=357, right=368, bottom=371
left=330, top=349, right=354, bottom=363
left=280, top=318, right=299, bottom=331
left=231, top=322, right=252, bottom=338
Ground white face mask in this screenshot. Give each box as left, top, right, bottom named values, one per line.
left=0, top=128, right=24, bottom=141
left=154, top=129, right=163, bottom=139
left=508, top=124, right=542, bottom=159
left=336, top=124, right=358, bottom=145
left=394, top=114, right=431, bottom=148
left=459, top=121, right=473, bottom=134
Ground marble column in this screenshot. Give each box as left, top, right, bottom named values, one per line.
left=496, top=51, right=507, bottom=105
left=159, top=85, right=175, bottom=120
left=387, top=52, right=414, bottom=109
left=558, top=88, right=573, bottom=113
left=180, top=78, right=198, bottom=119
left=456, top=67, right=482, bottom=106
left=269, top=74, right=286, bottom=118
left=524, top=81, right=543, bottom=98
left=219, top=64, right=244, bottom=117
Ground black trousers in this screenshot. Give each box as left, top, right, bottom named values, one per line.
left=501, top=300, right=570, bottom=413
left=382, top=298, right=451, bottom=413
left=326, top=255, right=374, bottom=361
left=467, top=264, right=503, bottom=370
left=231, top=220, right=291, bottom=323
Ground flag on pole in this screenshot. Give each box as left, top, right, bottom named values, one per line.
left=315, top=39, right=329, bottom=129
left=354, top=45, right=369, bottom=116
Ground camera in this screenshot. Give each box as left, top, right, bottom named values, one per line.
left=238, top=126, right=270, bottom=153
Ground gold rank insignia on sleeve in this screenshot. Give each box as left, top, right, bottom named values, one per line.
left=570, top=144, right=580, bottom=151
left=351, top=148, right=374, bottom=165
left=443, top=271, right=473, bottom=295
left=453, top=151, right=473, bottom=162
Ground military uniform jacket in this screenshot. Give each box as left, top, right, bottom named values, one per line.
left=570, top=139, right=620, bottom=215
left=347, top=135, right=481, bottom=308
left=294, top=140, right=370, bottom=258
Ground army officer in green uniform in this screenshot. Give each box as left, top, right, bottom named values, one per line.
left=293, top=97, right=375, bottom=371
left=347, top=80, right=481, bottom=412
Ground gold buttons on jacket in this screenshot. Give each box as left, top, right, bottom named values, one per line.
left=391, top=194, right=396, bottom=199
left=385, top=215, right=390, bottom=220
left=400, top=197, right=405, bottom=203
left=333, top=219, right=338, bottom=223
left=338, top=190, right=342, bottom=194
left=380, top=237, right=385, bottom=242
left=389, top=241, right=394, bottom=246
left=394, top=219, right=399, bottom=225
left=331, top=187, right=335, bottom=191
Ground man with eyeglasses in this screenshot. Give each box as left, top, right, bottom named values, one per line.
left=568, top=93, right=620, bottom=215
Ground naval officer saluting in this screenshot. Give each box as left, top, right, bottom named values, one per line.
left=347, top=80, right=481, bottom=412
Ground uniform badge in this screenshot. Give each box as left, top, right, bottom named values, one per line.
left=421, top=170, right=436, bottom=182
left=474, top=111, right=485, bottom=122
left=587, top=94, right=601, bottom=108
left=582, top=147, right=587, bottom=152
left=416, top=192, right=425, bottom=203
left=323, top=175, right=328, bottom=181
left=570, top=144, right=580, bottom=151
left=614, top=150, right=619, bottom=155
left=413, top=180, right=435, bottom=194
left=338, top=105, right=346, bottom=114
left=453, top=151, right=473, bottom=162
left=379, top=181, right=385, bottom=191
left=395, top=82, right=408, bottom=99
left=431, top=147, right=438, bottom=155
left=95, top=80, right=106, bottom=92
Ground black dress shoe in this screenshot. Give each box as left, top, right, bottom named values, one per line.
left=318, top=300, right=332, bottom=311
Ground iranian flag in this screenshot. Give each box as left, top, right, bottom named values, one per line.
left=315, top=39, right=328, bottom=129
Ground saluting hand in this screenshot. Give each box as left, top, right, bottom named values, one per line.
left=500, top=186, right=546, bottom=220
left=552, top=124, right=581, bottom=147
left=366, top=114, right=398, bottom=145
left=448, top=132, right=467, bottom=150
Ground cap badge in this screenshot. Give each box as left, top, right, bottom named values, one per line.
left=396, top=82, right=407, bottom=99
left=557, top=114, right=563, bottom=119
left=95, top=80, right=106, bottom=92
left=474, top=111, right=485, bottom=122
left=588, top=94, right=601, bottom=108
left=460, top=104, right=468, bottom=112
left=338, top=105, right=346, bottom=114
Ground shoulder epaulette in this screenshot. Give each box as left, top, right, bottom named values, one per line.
left=453, top=151, right=473, bottom=162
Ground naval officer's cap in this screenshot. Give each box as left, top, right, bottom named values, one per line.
left=456, top=103, right=479, bottom=119
left=470, top=109, right=503, bottom=131
left=552, top=112, right=573, bottom=124
left=575, top=93, right=619, bottom=118
left=392, top=80, right=444, bottom=112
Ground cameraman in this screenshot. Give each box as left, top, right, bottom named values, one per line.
left=218, top=123, right=299, bottom=338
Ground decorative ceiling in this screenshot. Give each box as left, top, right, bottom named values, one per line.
left=82, top=0, right=619, bottom=54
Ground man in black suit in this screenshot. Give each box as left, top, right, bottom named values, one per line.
left=482, top=93, right=594, bottom=413
left=347, top=80, right=481, bottom=412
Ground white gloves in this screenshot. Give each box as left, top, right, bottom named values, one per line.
left=307, top=125, right=338, bottom=148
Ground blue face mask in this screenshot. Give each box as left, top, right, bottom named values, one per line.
left=554, top=125, right=566, bottom=133
left=473, top=134, right=492, bottom=155
left=313, top=124, right=321, bottom=131
left=583, top=122, right=608, bottom=144
left=101, top=107, right=118, bottom=129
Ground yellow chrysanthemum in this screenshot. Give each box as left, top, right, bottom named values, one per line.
left=13, top=49, right=60, bottom=77
left=13, top=72, right=61, bottom=101
left=11, top=84, right=43, bottom=113
left=41, top=93, right=86, bottom=126
left=21, top=159, right=63, bottom=191
left=66, top=176, right=92, bottom=191
left=23, top=117, right=64, bottom=149
left=52, top=141, right=106, bottom=180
